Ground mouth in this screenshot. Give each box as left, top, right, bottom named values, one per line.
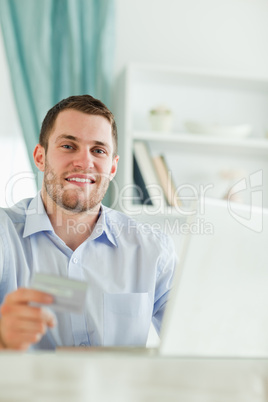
left=65, top=175, right=96, bottom=185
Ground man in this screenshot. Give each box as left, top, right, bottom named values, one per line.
left=0, top=95, right=176, bottom=350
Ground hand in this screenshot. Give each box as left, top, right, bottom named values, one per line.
left=0, top=288, right=56, bottom=350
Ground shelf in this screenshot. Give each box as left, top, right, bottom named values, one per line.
left=133, top=131, right=268, bottom=155
left=118, top=203, right=192, bottom=219
left=128, top=63, right=268, bottom=92
left=115, top=64, right=268, bottom=212
left=119, top=196, right=258, bottom=220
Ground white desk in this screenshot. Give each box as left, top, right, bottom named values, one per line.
left=0, top=351, right=268, bottom=401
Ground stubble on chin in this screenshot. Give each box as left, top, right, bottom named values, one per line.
left=43, top=163, right=110, bottom=214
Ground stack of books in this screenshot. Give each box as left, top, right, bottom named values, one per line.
left=133, top=141, right=182, bottom=208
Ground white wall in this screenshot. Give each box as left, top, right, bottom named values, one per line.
left=114, top=0, right=268, bottom=78
left=113, top=0, right=268, bottom=346
left=1, top=0, right=267, bottom=206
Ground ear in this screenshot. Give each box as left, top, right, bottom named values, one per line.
left=33, top=144, right=45, bottom=172
left=109, top=155, right=119, bottom=181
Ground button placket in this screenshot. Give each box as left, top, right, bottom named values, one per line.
left=69, top=252, right=89, bottom=346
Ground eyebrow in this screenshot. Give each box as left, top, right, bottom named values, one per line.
left=55, top=134, right=112, bottom=151
left=55, top=134, right=79, bottom=143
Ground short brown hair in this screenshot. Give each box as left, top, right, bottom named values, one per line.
left=39, top=95, right=118, bottom=156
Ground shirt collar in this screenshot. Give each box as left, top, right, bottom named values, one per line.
left=90, top=206, right=118, bottom=247
left=23, top=192, right=54, bottom=238
left=23, top=193, right=118, bottom=247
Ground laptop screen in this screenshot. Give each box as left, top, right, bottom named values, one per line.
left=160, top=198, right=268, bottom=357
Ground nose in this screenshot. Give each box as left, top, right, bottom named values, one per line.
left=72, top=149, right=94, bottom=170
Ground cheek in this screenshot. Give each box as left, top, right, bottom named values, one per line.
left=48, top=152, right=69, bottom=169
left=96, top=159, right=112, bottom=171
left=95, top=162, right=114, bottom=182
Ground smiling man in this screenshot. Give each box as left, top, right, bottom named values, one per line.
left=35, top=107, right=118, bottom=251
left=0, top=95, right=176, bottom=351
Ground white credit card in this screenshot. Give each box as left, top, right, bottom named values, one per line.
left=30, top=273, right=89, bottom=314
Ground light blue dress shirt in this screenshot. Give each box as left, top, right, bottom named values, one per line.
left=0, top=192, right=176, bottom=350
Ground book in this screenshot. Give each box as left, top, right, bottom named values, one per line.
left=152, top=155, right=182, bottom=207
left=133, top=155, right=153, bottom=205
left=133, top=141, right=167, bottom=207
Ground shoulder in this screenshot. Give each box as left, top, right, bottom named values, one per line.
left=103, top=206, right=175, bottom=254
left=0, top=197, right=35, bottom=275
left=0, top=197, right=33, bottom=228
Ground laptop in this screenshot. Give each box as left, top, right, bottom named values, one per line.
left=159, top=198, right=268, bottom=357
left=59, top=198, right=267, bottom=357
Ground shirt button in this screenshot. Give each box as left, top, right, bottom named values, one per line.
left=73, top=257, right=78, bottom=264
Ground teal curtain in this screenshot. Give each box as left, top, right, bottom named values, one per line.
left=0, top=0, right=115, bottom=185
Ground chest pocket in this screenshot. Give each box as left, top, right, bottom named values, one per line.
left=103, top=293, right=152, bottom=346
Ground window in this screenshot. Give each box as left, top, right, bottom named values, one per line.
left=0, top=28, right=36, bottom=207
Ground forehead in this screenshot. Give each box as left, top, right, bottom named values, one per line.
left=49, top=109, right=113, bottom=146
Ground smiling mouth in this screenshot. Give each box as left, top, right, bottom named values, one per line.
left=65, top=177, right=95, bottom=184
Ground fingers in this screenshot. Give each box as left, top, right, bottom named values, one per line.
left=0, top=288, right=56, bottom=350
left=1, top=304, right=56, bottom=327
left=42, top=308, right=57, bottom=328
left=1, top=323, right=44, bottom=351
left=4, top=288, right=53, bottom=306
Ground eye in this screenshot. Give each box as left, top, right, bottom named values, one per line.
left=93, top=148, right=106, bottom=154
left=62, top=144, right=74, bottom=150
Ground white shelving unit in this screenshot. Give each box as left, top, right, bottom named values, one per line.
left=113, top=64, right=268, bottom=218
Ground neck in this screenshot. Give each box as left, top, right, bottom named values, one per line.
left=41, top=189, right=101, bottom=250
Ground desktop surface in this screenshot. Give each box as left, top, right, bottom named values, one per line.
left=1, top=351, right=268, bottom=402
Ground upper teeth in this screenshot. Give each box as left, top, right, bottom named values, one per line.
left=67, top=178, right=93, bottom=183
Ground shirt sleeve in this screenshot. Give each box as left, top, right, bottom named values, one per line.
left=0, top=231, right=5, bottom=304
left=152, top=233, right=178, bottom=335
left=0, top=225, right=11, bottom=305
left=0, top=231, right=4, bottom=281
